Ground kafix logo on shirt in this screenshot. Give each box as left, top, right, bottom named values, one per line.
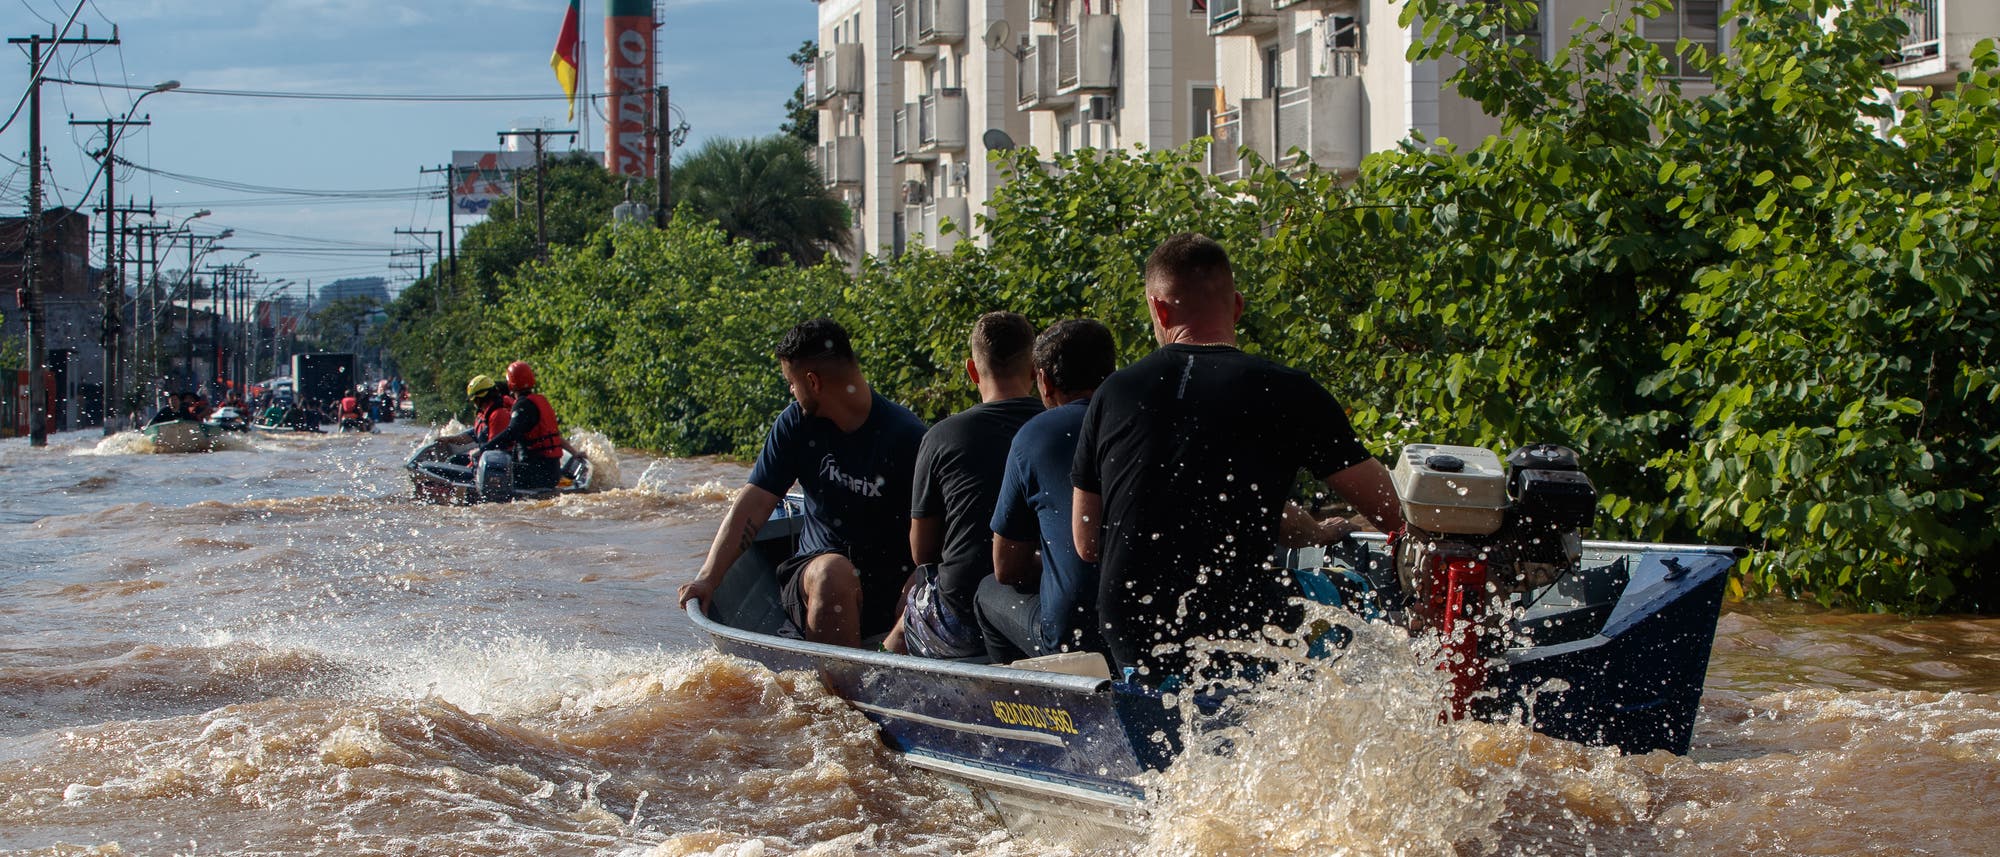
left=819, top=454, right=885, bottom=498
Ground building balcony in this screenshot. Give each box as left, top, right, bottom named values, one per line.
left=811, top=43, right=865, bottom=106
left=1056, top=15, right=1118, bottom=95
left=1017, top=34, right=1077, bottom=110
left=893, top=105, right=936, bottom=163
left=918, top=88, right=968, bottom=152
left=1882, top=1, right=1997, bottom=88
left=890, top=4, right=935, bottom=61
left=815, top=136, right=865, bottom=187
left=909, top=196, right=971, bottom=251
left=1273, top=0, right=1347, bottom=10
left=1207, top=99, right=1274, bottom=180
left=916, top=0, right=967, bottom=46
left=1209, top=0, right=1282, bottom=38
left=1274, top=75, right=1363, bottom=172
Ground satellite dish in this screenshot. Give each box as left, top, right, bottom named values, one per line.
left=982, top=129, right=1017, bottom=151
left=984, top=20, right=1020, bottom=58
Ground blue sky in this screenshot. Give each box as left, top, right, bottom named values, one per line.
left=3, top=0, right=812, bottom=297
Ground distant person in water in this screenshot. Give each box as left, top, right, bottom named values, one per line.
left=1071, top=233, right=1404, bottom=684
left=148, top=392, right=192, bottom=426
left=677, top=318, right=928, bottom=648
left=889, top=311, right=1043, bottom=658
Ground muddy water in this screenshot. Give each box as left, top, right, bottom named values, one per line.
left=0, top=424, right=1994, bottom=856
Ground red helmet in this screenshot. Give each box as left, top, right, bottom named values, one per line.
left=505, top=360, right=536, bottom=390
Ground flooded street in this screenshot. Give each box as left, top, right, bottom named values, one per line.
left=1, top=424, right=1995, bottom=856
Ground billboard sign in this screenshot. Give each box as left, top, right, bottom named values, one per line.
left=450, top=150, right=536, bottom=216
left=605, top=0, right=656, bottom=178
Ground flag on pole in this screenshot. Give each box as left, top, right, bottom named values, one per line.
left=550, top=0, right=581, bottom=121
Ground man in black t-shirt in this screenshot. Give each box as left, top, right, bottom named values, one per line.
left=889, top=312, right=1043, bottom=658
left=677, top=319, right=928, bottom=647
left=1071, top=233, right=1406, bottom=683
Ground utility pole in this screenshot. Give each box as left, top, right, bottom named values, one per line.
left=656, top=85, right=670, bottom=227
left=76, top=114, right=149, bottom=433
left=497, top=128, right=577, bottom=258
left=10, top=26, right=120, bottom=447
left=86, top=193, right=154, bottom=433
left=393, top=228, right=444, bottom=310
left=418, top=165, right=458, bottom=293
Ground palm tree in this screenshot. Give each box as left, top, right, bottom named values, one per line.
left=672, top=135, right=852, bottom=266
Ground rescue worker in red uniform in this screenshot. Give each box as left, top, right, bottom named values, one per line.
left=442, top=375, right=513, bottom=448
left=476, top=361, right=584, bottom=491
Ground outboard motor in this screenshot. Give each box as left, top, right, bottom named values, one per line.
left=1390, top=443, right=1598, bottom=718
left=474, top=450, right=516, bottom=504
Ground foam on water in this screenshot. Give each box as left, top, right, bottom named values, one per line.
left=568, top=429, right=624, bottom=490
left=82, top=431, right=157, bottom=455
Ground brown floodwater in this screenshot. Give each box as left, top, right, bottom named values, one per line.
left=0, top=423, right=1994, bottom=856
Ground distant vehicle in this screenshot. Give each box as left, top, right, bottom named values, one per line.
left=291, top=353, right=357, bottom=408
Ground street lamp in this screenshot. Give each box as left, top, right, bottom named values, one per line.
left=86, top=80, right=182, bottom=433
left=179, top=231, right=233, bottom=390
left=133, top=210, right=213, bottom=406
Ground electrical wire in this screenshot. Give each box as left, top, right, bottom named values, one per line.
left=45, top=77, right=629, bottom=103
left=0, top=0, right=88, bottom=137
left=114, top=158, right=434, bottom=200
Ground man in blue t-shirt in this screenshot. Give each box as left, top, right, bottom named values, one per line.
left=976, top=319, right=1119, bottom=664
left=677, top=318, right=928, bottom=647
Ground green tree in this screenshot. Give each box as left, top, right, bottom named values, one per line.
left=673, top=135, right=852, bottom=266
left=304, top=296, right=382, bottom=351
left=780, top=40, right=818, bottom=146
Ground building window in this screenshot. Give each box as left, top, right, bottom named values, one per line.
left=1262, top=45, right=1281, bottom=98
left=1192, top=85, right=1217, bottom=143
left=1501, top=4, right=1543, bottom=62
left=1643, top=0, right=1720, bottom=79
left=1190, top=0, right=1207, bottom=13
left=1059, top=118, right=1076, bottom=154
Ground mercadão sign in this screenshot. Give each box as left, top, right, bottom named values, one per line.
left=605, top=0, right=656, bottom=178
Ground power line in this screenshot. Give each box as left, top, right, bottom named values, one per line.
left=45, top=77, right=616, bottom=103
left=0, top=0, right=87, bottom=137
left=114, top=158, right=435, bottom=199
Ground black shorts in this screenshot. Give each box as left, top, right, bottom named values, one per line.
left=776, top=549, right=908, bottom=639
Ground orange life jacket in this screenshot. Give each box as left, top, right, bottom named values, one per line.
left=521, top=392, right=565, bottom=459
left=472, top=396, right=512, bottom=443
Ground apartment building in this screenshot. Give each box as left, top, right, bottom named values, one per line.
left=1204, top=1, right=1731, bottom=177
left=811, top=0, right=1219, bottom=258
left=812, top=1, right=1978, bottom=258
left=1882, top=0, right=2000, bottom=89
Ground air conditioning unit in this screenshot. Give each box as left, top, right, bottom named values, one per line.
left=1084, top=95, right=1115, bottom=122
left=903, top=180, right=929, bottom=205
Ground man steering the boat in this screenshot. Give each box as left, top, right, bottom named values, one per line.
left=1071, top=232, right=1405, bottom=685
left=677, top=318, right=929, bottom=648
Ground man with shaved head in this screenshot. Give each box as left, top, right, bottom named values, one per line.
left=1070, top=232, right=1404, bottom=684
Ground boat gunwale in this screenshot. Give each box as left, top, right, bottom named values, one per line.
left=686, top=599, right=1116, bottom=695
